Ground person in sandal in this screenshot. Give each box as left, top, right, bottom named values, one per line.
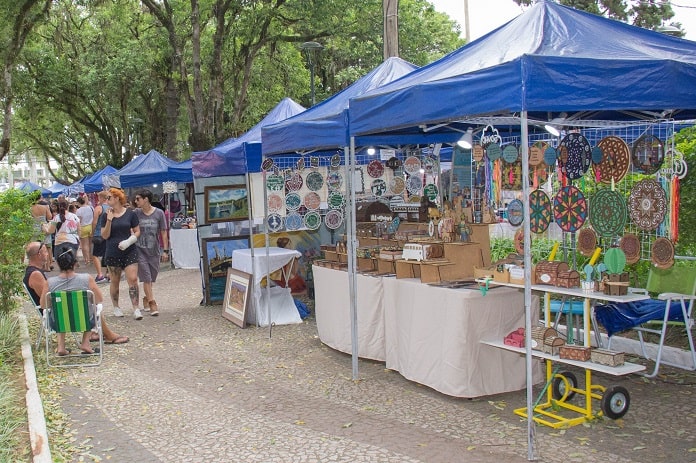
left=133, top=189, right=169, bottom=317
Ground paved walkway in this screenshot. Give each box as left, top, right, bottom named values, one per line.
left=28, top=268, right=696, bottom=462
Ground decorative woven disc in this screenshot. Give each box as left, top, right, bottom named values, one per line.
left=285, top=192, right=302, bottom=211
left=324, top=210, right=344, bottom=230
left=305, top=171, right=324, bottom=191
left=406, top=175, right=422, bottom=195
left=389, top=176, right=405, bottom=195
left=529, top=189, right=552, bottom=234
left=590, top=188, right=627, bottom=237
left=577, top=228, right=597, bottom=257
left=303, top=192, right=321, bottom=211
left=266, top=213, right=284, bottom=233
left=486, top=143, right=502, bottom=161
left=371, top=178, right=387, bottom=197
left=327, top=191, right=345, bottom=210
left=514, top=228, right=525, bottom=254
left=632, top=134, right=665, bottom=175
left=543, top=145, right=557, bottom=167
left=628, top=179, right=667, bottom=231
left=651, top=237, right=675, bottom=269
left=507, top=199, right=524, bottom=227
left=594, top=136, right=630, bottom=183
left=330, top=153, right=341, bottom=169
left=472, top=145, right=484, bottom=162
left=422, top=156, right=437, bottom=174
left=267, top=193, right=283, bottom=213
left=502, top=145, right=519, bottom=164
left=619, top=233, right=641, bottom=264
left=423, top=184, right=438, bottom=201
left=284, top=172, right=303, bottom=192
left=403, top=156, right=421, bottom=175
left=529, top=142, right=547, bottom=167
left=266, top=174, right=285, bottom=192
left=303, top=211, right=321, bottom=230
left=554, top=185, right=587, bottom=233
left=326, top=171, right=343, bottom=191
left=367, top=159, right=384, bottom=178
left=285, top=212, right=302, bottom=231
left=558, top=133, right=592, bottom=180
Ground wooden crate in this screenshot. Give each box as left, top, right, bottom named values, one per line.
left=559, top=345, right=591, bottom=361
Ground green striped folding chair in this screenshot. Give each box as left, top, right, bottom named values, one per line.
left=45, top=290, right=102, bottom=367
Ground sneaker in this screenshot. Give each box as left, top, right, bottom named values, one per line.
left=133, top=309, right=143, bottom=320
left=95, top=275, right=108, bottom=284
left=142, top=297, right=150, bottom=312
left=113, top=307, right=124, bottom=317
left=149, top=300, right=159, bottom=316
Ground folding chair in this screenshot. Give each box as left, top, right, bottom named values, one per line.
left=597, top=265, right=696, bottom=378
left=44, top=290, right=103, bottom=368
left=23, top=283, right=46, bottom=350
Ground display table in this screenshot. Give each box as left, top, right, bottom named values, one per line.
left=170, top=228, right=200, bottom=269
left=232, top=247, right=301, bottom=327
left=313, top=265, right=386, bottom=361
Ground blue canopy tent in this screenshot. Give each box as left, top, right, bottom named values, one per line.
left=81, top=165, right=118, bottom=193
left=168, top=159, right=193, bottom=183
left=262, top=57, right=417, bottom=157
left=104, top=149, right=178, bottom=188
left=192, top=98, right=305, bottom=177
left=17, top=181, right=51, bottom=196
left=46, top=181, right=68, bottom=197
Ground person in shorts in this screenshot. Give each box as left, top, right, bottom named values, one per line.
left=134, top=189, right=169, bottom=316
left=91, top=191, right=110, bottom=283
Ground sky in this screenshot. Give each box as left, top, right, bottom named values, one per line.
left=429, top=0, right=696, bottom=42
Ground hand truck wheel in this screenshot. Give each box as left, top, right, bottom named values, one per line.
left=601, top=385, right=630, bottom=420
left=551, top=371, right=577, bottom=401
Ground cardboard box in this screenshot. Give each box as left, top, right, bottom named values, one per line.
left=419, top=261, right=455, bottom=284
left=395, top=260, right=421, bottom=279
left=377, top=259, right=396, bottom=275
left=474, top=266, right=509, bottom=283
left=324, top=250, right=338, bottom=262
left=357, top=257, right=376, bottom=272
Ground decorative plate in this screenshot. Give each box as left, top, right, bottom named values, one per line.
left=422, top=156, right=437, bottom=174
left=423, top=183, right=438, bottom=201
left=577, top=228, right=597, bottom=257
left=327, top=171, right=343, bottom=191
left=386, top=156, right=402, bottom=170
left=371, top=178, right=387, bottom=197
left=324, top=209, right=344, bottom=230
left=285, top=192, right=302, bottom=211
left=529, top=142, right=547, bottom=167
left=651, top=237, right=675, bottom=269
left=284, top=171, right=303, bottom=192
left=590, top=188, right=627, bottom=237
left=594, top=136, right=630, bottom=184
left=486, top=142, right=502, bottom=161
left=472, top=144, right=485, bottom=162
left=403, top=156, right=421, bottom=175
left=558, top=133, right=592, bottom=180
left=367, top=159, right=385, bottom=178
left=632, top=134, right=665, bottom=175
left=529, top=189, right=552, bottom=233
left=330, top=153, right=341, bottom=169
left=554, top=185, right=587, bottom=233
left=303, top=211, right=321, bottom=230
left=620, top=233, right=641, bottom=264
left=305, top=171, right=324, bottom=191
left=406, top=175, right=422, bottom=195
left=389, top=176, right=405, bottom=195
left=267, top=193, right=284, bottom=213
left=628, top=179, right=667, bottom=231
left=266, top=213, right=284, bottom=233
left=266, top=174, right=285, bottom=192
left=543, top=145, right=557, bottom=167
left=507, top=199, right=524, bottom=227
left=303, top=192, right=321, bottom=210
left=327, top=191, right=345, bottom=209
left=261, top=158, right=274, bottom=171
left=285, top=212, right=303, bottom=231
left=502, top=145, right=519, bottom=164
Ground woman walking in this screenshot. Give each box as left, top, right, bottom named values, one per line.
left=134, top=189, right=169, bottom=316
left=75, top=196, right=94, bottom=265
left=44, top=199, right=80, bottom=262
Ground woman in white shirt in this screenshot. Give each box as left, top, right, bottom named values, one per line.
left=44, top=200, right=80, bottom=262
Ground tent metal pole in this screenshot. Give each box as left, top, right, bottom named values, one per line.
left=348, top=139, right=359, bottom=380
left=246, top=171, right=259, bottom=328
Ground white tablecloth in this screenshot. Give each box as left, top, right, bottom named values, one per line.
left=313, top=265, right=386, bottom=361
left=170, top=228, right=200, bottom=269
left=232, top=247, right=301, bottom=327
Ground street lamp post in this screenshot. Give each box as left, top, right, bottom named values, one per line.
left=301, top=41, right=323, bottom=106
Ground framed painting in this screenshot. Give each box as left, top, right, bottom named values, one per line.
left=222, top=268, right=252, bottom=328
left=204, top=185, right=249, bottom=223
left=202, top=235, right=250, bottom=304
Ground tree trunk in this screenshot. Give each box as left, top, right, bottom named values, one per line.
left=383, top=0, right=399, bottom=59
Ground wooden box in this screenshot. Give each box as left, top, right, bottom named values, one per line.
left=604, top=272, right=629, bottom=296
left=531, top=326, right=558, bottom=351
left=535, top=261, right=570, bottom=286
left=559, top=345, right=591, bottom=361
left=543, top=336, right=565, bottom=355
left=324, top=250, right=338, bottom=262
left=379, top=249, right=403, bottom=261
left=591, top=348, right=625, bottom=367
left=557, top=270, right=581, bottom=288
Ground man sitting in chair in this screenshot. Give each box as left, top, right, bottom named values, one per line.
left=24, top=242, right=129, bottom=350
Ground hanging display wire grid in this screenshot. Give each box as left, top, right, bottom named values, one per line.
left=472, top=121, right=679, bottom=267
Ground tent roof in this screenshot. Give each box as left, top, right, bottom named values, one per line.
left=349, top=1, right=696, bottom=142
left=17, top=181, right=51, bottom=196
left=168, top=159, right=193, bottom=183
left=104, top=150, right=177, bottom=188
left=262, top=57, right=418, bottom=156
left=81, top=165, right=118, bottom=193
left=192, top=98, right=305, bottom=177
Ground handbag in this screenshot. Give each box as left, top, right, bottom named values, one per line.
left=92, top=236, right=104, bottom=245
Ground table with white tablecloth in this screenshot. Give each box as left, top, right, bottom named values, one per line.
left=169, top=228, right=200, bottom=269
left=231, top=247, right=301, bottom=327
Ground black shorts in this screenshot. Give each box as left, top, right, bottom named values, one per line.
left=92, top=238, right=106, bottom=257
left=104, top=248, right=139, bottom=269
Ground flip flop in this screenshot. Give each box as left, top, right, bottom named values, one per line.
left=81, top=347, right=100, bottom=355
left=89, top=333, right=100, bottom=342
left=150, top=311, right=159, bottom=316
left=56, top=349, right=72, bottom=356
left=106, top=335, right=129, bottom=344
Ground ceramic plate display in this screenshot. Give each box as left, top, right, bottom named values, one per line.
left=261, top=158, right=274, bottom=171
left=422, top=156, right=437, bottom=174
left=305, top=171, right=324, bottom=191
left=324, top=209, right=344, bottom=230
left=284, top=171, right=303, bottom=192
left=590, top=188, right=627, bottom=237
left=543, top=145, right=557, bottom=167
left=330, top=153, right=341, bottom=169
left=371, top=178, right=387, bottom=197
left=507, top=199, right=524, bottom=226
left=327, top=171, right=343, bottom=191
left=529, top=189, right=552, bottom=233
left=651, top=237, right=675, bottom=269
left=502, top=145, right=519, bottom=164
left=389, top=176, right=405, bottom=195
left=554, top=185, right=587, bottom=233
left=619, top=233, right=641, bottom=264
left=594, top=136, right=630, bottom=184
left=406, top=175, right=422, bottom=195
left=386, top=156, right=402, bottom=170
left=266, top=174, right=285, bottom=192
left=486, top=142, right=501, bottom=161
left=285, top=212, right=303, bottom=231
left=577, top=228, right=597, bottom=257
left=558, top=133, right=592, bottom=180
left=266, top=213, right=284, bottom=233
left=529, top=142, right=547, bottom=167
left=285, top=192, right=302, bottom=211
left=303, top=211, right=321, bottom=230
left=367, top=159, right=385, bottom=178
left=423, top=183, right=438, bottom=201
left=267, top=193, right=284, bottom=213
left=327, top=191, right=345, bottom=209
left=472, top=144, right=485, bottom=162
left=628, top=179, right=667, bottom=231
left=403, top=156, right=421, bottom=175
left=310, top=156, right=320, bottom=168
left=303, top=192, right=321, bottom=210
left=632, top=134, right=665, bottom=175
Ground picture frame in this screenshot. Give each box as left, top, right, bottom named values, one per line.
left=221, top=268, right=252, bottom=328
left=204, top=185, right=249, bottom=223
left=201, top=235, right=250, bottom=304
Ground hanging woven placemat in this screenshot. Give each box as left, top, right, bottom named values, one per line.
left=651, top=237, right=675, bottom=269
left=529, top=189, right=552, bottom=234
left=619, top=233, right=641, bottom=264
left=507, top=199, right=524, bottom=227
left=632, top=134, right=665, bottom=175
left=577, top=228, right=597, bottom=257
left=529, top=141, right=547, bottom=168
left=628, top=179, right=667, bottom=231
left=590, top=188, right=627, bottom=237
left=558, top=133, right=592, bottom=180
left=554, top=185, right=587, bottom=233
left=594, top=136, right=630, bottom=184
